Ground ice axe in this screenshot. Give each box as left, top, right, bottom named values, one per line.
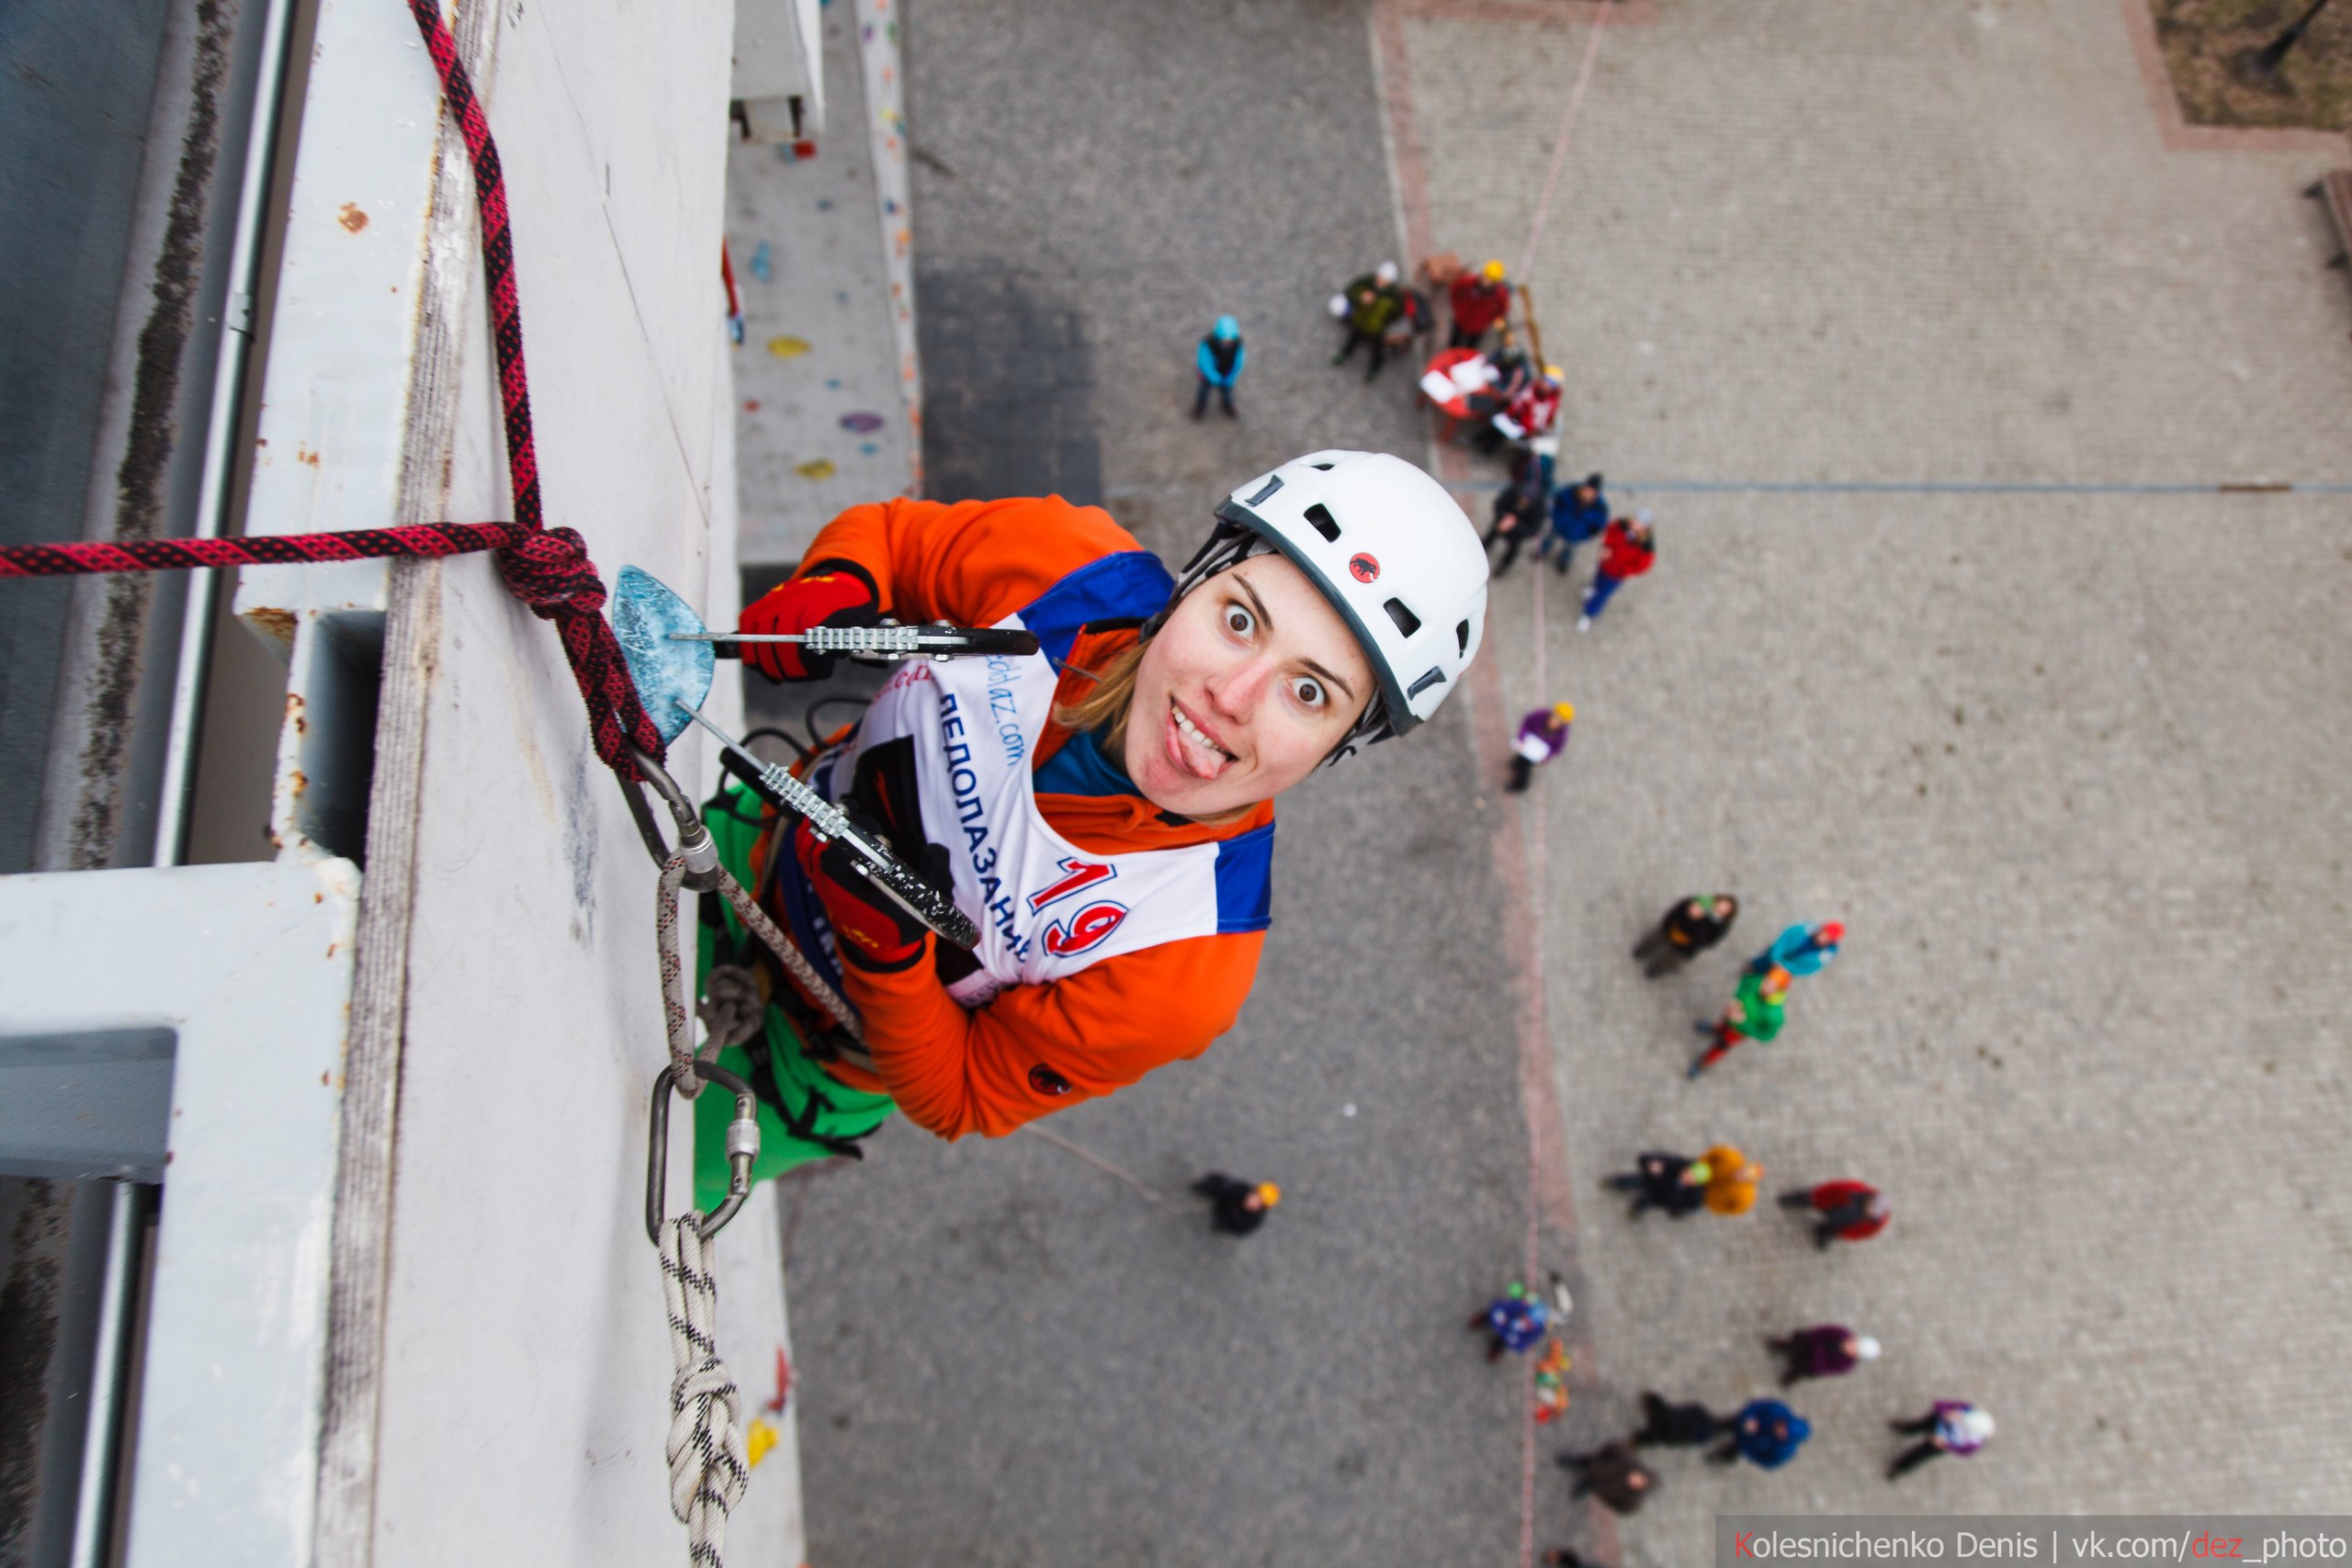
left=611, top=565, right=979, bottom=950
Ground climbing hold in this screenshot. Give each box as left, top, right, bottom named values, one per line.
left=795, top=458, right=836, bottom=480
left=745, top=1417, right=780, bottom=1470
left=743, top=400, right=762, bottom=412
left=840, top=412, right=885, bottom=434
left=749, top=242, right=773, bottom=282
left=765, top=1348, right=792, bottom=1415
left=858, top=442, right=878, bottom=456
left=766, top=336, right=810, bottom=359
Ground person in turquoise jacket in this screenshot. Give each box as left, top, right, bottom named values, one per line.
left=1194, top=314, right=1245, bottom=418
left=1747, top=920, right=1843, bottom=977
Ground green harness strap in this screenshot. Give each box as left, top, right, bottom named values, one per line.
left=693, top=782, right=897, bottom=1208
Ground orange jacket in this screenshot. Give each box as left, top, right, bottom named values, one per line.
left=768, top=496, right=1271, bottom=1140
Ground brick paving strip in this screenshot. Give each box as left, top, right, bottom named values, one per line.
left=1372, top=3, right=1609, bottom=1562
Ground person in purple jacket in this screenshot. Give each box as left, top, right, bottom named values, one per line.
left=1508, top=701, right=1573, bottom=793
left=1769, top=1325, right=1882, bottom=1386
left=1888, top=1402, right=1994, bottom=1479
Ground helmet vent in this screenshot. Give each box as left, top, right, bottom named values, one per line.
left=1455, top=619, right=1471, bottom=654
left=1305, top=503, right=1341, bottom=543
left=1383, top=598, right=1421, bottom=637
left=1407, top=667, right=1446, bottom=699
left=1309, top=461, right=1335, bottom=470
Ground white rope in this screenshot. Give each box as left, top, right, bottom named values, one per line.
left=662, top=1215, right=750, bottom=1566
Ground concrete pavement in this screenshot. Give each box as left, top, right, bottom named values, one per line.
left=1382, top=0, right=2352, bottom=1551
left=765, top=3, right=1545, bottom=1564
left=748, top=0, right=2352, bottom=1561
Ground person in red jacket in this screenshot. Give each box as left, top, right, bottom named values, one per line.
left=1578, top=511, right=1655, bottom=632
left=1449, top=258, right=1512, bottom=350
left=699, top=451, right=1490, bottom=1193
left=1779, top=1179, right=1890, bottom=1250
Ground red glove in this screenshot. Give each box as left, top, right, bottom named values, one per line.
left=793, top=813, right=934, bottom=973
left=739, top=562, right=879, bottom=682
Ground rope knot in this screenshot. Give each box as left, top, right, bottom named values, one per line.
left=697, top=964, right=766, bottom=1053
left=495, top=525, right=607, bottom=618
left=662, top=1217, right=750, bottom=1562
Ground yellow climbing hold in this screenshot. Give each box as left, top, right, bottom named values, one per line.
left=766, top=336, right=811, bottom=359
left=795, top=458, right=837, bottom=480
left=746, top=1416, right=780, bottom=1469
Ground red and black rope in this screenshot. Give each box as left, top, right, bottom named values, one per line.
left=0, top=0, right=667, bottom=783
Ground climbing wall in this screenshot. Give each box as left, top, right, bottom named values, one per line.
left=729, top=0, right=922, bottom=566
left=225, top=0, right=799, bottom=1562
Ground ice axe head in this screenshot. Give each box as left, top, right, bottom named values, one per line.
left=611, top=565, right=715, bottom=745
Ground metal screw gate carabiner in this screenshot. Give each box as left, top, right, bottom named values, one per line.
left=646, top=1059, right=762, bottom=1244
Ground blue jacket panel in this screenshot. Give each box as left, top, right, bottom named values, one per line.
left=1550, top=487, right=1610, bottom=542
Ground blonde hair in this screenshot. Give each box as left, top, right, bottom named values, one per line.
left=1052, top=637, right=1148, bottom=759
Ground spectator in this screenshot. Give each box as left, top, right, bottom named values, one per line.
left=1540, top=473, right=1609, bottom=577
left=1450, top=257, right=1512, bottom=349
left=1702, top=1144, right=1763, bottom=1216
left=1485, top=453, right=1552, bottom=577
left=1193, top=314, right=1245, bottom=420
left=1747, top=920, right=1844, bottom=978
left=1769, top=1325, right=1883, bottom=1387
left=1710, top=1397, right=1812, bottom=1470
left=1577, top=512, right=1656, bottom=633
left=1508, top=702, right=1574, bottom=794
left=1469, top=1281, right=1550, bottom=1363
left=1600, top=1150, right=1710, bottom=1221
left=1633, top=1393, right=1726, bottom=1449
left=1481, top=364, right=1563, bottom=451
left=1332, top=261, right=1407, bottom=380
left=1888, top=1402, right=1994, bottom=1480
left=1390, top=280, right=1436, bottom=357
left=1689, top=964, right=1790, bottom=1079
left=1555, top=1441, right=1655, bottom=1516
left=1634, top=894, right=1740, bottom=978
left=1779, top=1179, right=1891, bottom=1250
left=1191, top=1172, right=1279, bottom=1236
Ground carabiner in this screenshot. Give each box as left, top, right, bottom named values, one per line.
left=623, top=748, right=722, bottom=891
left=645, top=1058, right=761, bottom=1244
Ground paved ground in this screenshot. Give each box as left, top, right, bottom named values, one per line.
left=749, top=0, right=2352, bottom=1562
left=1390, top=0, right=2352, bottom=1554
left=762, top=3, right=1545, bottom=1565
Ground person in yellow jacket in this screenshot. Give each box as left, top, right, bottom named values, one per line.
left=1702, top=1145, right=1763, bottom=1215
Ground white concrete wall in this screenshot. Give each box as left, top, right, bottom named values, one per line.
left=234, top=0, right=796, bottom=1561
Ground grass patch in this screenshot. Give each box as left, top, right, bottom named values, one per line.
left=2152, top=0, right=2352, bottom=130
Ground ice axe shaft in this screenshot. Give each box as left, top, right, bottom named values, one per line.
left=673, top=625, right=1041, bottom=661
left=674, top=705, right=981, bottom=951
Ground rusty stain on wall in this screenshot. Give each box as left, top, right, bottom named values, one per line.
left=336, top=202, right=369, bottom=232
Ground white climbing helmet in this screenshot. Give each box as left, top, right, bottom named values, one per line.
left=1195, top=450, right=1488, bottom=751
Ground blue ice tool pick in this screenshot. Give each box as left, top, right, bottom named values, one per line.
left=611, top=565, right=978, bottom=950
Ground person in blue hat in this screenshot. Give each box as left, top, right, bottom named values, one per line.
left=1710, top=1396, right=1812, bottom=1469
left=1193, top=314, right=1246, bottom=418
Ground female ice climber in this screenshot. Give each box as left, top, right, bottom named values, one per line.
left=693, top=450, right=1488, bottom=1198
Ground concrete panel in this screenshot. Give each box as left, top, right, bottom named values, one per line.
left=0, top=860, right=362, bottom=1568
